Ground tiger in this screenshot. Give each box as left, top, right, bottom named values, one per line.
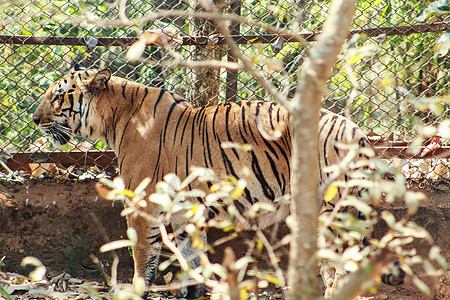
left=32, top=66, right=375, bottom=298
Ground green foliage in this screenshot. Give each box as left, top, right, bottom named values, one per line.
left=0, top=285, right=12, bottom=300
left=1, top=0, right=449, bottom=154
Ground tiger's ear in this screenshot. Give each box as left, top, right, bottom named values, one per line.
left=86, top=69, right=111, bottom=93
left=74, top=63, right=86, bottom=71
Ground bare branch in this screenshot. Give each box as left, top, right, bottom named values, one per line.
left=77, top=9, right=306, bottom=45
left=159, top=223, right=204, bottom=283
left=137, top=57, right=241, bottom=70
left=256, top=230, right=287, bottom=289
left=199, top=0, right=291, bottom=109
left=328, top=249, right=394, bottom=300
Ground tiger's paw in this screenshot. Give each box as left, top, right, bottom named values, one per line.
left=184, top=284, right=208, bottom=299
left=381, top=260, right=406, bottom=286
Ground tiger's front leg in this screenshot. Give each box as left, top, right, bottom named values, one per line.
left=126, top=214, right=162, bottom=286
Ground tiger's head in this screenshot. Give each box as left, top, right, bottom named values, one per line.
left=32, top=66, right=111, bottom=148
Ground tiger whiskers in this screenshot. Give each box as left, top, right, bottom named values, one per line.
left=41, top=122, right=73, bottom=145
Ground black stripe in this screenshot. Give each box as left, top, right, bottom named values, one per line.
left=153, top=88, right=166, bottom=117
left=352, top=126, right=357, bottom=138
left=241, top=105, right=248, bottom=135
left=173, top=108, right=188, bottom=146
left=121, top=81, right=128, bottom=102
left=175, top=156, right=178, bottom=174
left=322, top=117, right=338, bottom=168
left=212, top=106, right=221, bottom=142
left=190, top=109, right=203, bottom=161
left=250, top=151, right=275, bottom=200
left=265, top=150, right=282, bottom=188
left=333, top=119, right=346, bottom=157
left=151, top=131, right=164, bottom=181
left=185, top=145, right=189, bottom=178
left=268, top=102, right=277, bottom=130
left=217, top=135, right=239, bottom=180
left=340, top=119, right=347, bottom=140
left=319, top=115, right=330, bottom=136
left=162, top=101, right=180, bottom=144
left=202, top=113, right=213, bottom=168
left=179, top=110, right=192, bottom=146
left=225, top=104, right=239, bottom=159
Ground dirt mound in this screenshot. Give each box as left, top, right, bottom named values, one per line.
left=0, top=179, right=448, bottom=299
left=0, top=179, right=132, bottom=281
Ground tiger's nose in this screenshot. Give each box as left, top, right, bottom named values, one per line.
left=32, top=117, right=40, bottom=125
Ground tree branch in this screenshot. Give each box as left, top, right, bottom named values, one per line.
left=328, top=249, right=394, bottom=300
left=287, top=0, right=358, bottom=299
left=78, top=9, right=306, bottom=45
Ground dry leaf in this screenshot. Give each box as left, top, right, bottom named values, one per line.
left=420, top=136, right=441, bottom=157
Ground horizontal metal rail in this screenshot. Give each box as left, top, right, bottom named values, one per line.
left=0, top=22, right=448, bottom=47
left=2, top=146, right=450, bottom=172
left=3, top=151, right=117, bottom=171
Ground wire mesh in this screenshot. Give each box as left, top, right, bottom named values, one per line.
left=0, top=0, right=449, bottom=188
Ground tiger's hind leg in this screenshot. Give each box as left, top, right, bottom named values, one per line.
left=173, top=223, right=208, bottom=299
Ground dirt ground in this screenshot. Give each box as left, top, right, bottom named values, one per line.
left=0, top=178, right=449, bottom=299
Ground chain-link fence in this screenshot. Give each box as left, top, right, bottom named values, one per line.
left=1, top=1, right=449, bottom=187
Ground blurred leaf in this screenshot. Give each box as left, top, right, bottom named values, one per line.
left=21, top=257, right=46, bottom=281
left=164, top=173, right=182, bottom=191
left=378, top=232, right=394, bottom=248
left=348, top=54, right=362, bottom=65
left=257, top=280, right=269, bottom=288
left=434, top=32, right=450, bottom=56
left=412, top=277, right=431, bottom=295
left=234, top=256, right=255, bottom=271
left=267, top=60, right=284, bottom=72
left=133, top=277, right=146, bottom=296
left=126, top=39, right=146, bottom=61
left=429, top=246, right=448, bottom=269
left=252, top=202, right=275, bottom=212
left=400, top=263, right=414, bottom=276
left=127, top=227, right=138, bottom=243
left=265, top=275, right=281, bottom=286
left=381, top=211, right=396, bottom=228
left=21, top=256, right=43, bottom=268
left=134, top=177, right=151, bottom=196
left=340, top=197, right=372, bottom=215
left=257, top=238, right=264, bottom=252
left=159, top=259, right=173, bottom=272
left=402, top=222, right=432, bottom=240
left=231, top=187, right=244, bottom=200
left=100, top=239, right=136, bottom=252
left=423, top=260, right=444, bottom=277
left=324, top=184, right=338, bottom=202
left=437, top=120, right=450, bottom=139
left=416, top=0, right=450, bottom=22
left=409, top=136, right=424, bottom=155
left=100, top=229, right=137, bottom=253
left=405, top=191, right=426, bottom=214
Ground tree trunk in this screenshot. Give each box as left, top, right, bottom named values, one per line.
left=188, top=0, right=228, bottom=107
left=287, top=0, right=358, bottom=299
